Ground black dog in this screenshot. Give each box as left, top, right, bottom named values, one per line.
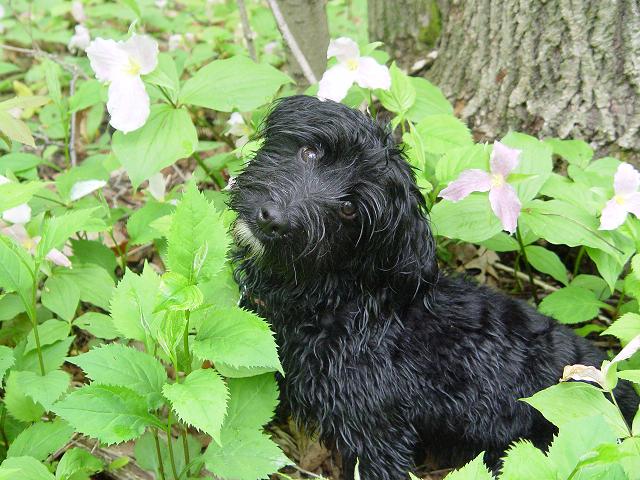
left=229, top=95, right=638, bottom=479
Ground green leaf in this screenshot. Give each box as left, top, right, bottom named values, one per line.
left=55, top=448, right=103, bottom=480
left=193, top=307, right=282, bottom=373
left=0, top=236, right=34, bottom=319
left=52, top=384, right=161, bottom=445
left=163, top=368, right=228, bottom=444
left=430, top=194, right=503, bottom=243
left=14, top=337, right=74, bottom=375
left=524, top=245, right=569, bottom=286
left=69, top=239, right=117, bottom=278
left=112, top=105, right=198, bottom=188
left=478, top=232, right=519, bottom=252
left=502, top=132, right=553, bottom=203
left=144, top=53, right=180, bottom=100
left=67, top=343, right=167, bottom=409
left=73, top=312, right=120, bottom=340
left=222, top=374, right=279, bottom=434
left=538, top=286, right=607, bottom=324
left=68, top=80, right=107, bottom=113
left=109, top=264, right=162, bottom=341
left=587, top=247, right=629, bottom=294
left=180, top=56, right=292, bottom=112
left=0, top=110, right=36, bottom=147
left=406, top=77, right=453, bottom=122
left=523, top=383, right=629, bottom=438
left=7, top=419, right=74, bottom=461
left=618, top=370, right=640, bottom=384
left=166, top=184, right=229, bottom=283
left=0, top=346, right=15, bottom=382
left=602, top=313, right=640, bottom=345
left=0, top=152, right=43, bottom=175
left=127, top=200, right=174, bottom=246
left=435, top=143, right=489, bottom=185
left=4, top=371, right=45, bottom=422
left=14, top=369, right=70, bottom=410
left=499, top=440, right=555, bottom=479
left=203, top=428, right=290, bottom=480
left=36, top=208, right=101, bottom=262
left=0, top=456, right=55, bottom=480
left=133, top=431, right=200, bottom=480
left=443, top=452, right=492, bottom=480
left=0, top=180, right=45, bottom=212
left=0, top=96, right=50, bottom=111
left=57, top=264, right=114, bottom=310
left=156, top=272, right=204, bottom=312
left=413, top=114, right=473, bottom=156
left=26, top=319, right=70, bottom=353
left=41, top=273, right=80, bottom=321
left=543, top=138, right=593, bottom=168
left=376, top=63, right=416, bottom=114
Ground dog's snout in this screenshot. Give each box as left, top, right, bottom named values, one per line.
left=257, top=203, right=290, bottom=237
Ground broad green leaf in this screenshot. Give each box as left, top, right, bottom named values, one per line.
left=67, top=343, right=167, bottom=409
left=144, top=53, right=180, bottom=100
left=478, top=232, right=519, bottom=252
left=4, top=371, right=45, bottom=422
left=0, top=346, right=15, bottom=382
left=602, top=313, right=640, bottom=345
left=620, top=437, right=640, bottom=476
left=587, top=247, right=630, bottom=294
left=223, top=374, right=279, bottom=434
left=524, top=245, right=569, bottom=286
left=406, top=76, right=453, bottom=121
left=69, top=239, right=117, bottom=277
left=203, top=428, right=290, bottom=480
left=499, top=440, right=555, bottom=480
left=193, top=307, right=282, bottom=373
left=163, top=368, right=228, bottom=444
left=110, top=264, right=162, bottom=341
left=57, top=264, right=114, bottom=310
left=0, top=236, right=34, bottom=319
left=0, top=152, right=43, bottom=174
left=442, top=452, right=492, bottom=480
left=618, top=370, right=640, bottom=384
left=413, top=114, right=473, bottom=156
left=41, top=274, right=80, bottom=321
left=14, top=369, right=70, bottom=410
left=127, top=200, right=174, bottom=246
left=544, top=138, right=593, bottom=168
left=156, top=271, right=204, bottom=312
left=572, top=274, right=612, bottom=301
left=0, top=180, right=45, bottom=212
left=74, top=312, right=120, bottom=340
left=523, top=383, right=629, bottom=438
left=430, top=194, right=503, bottom=243
left=0, top=95, right=49, bottom=111
left=43, top=59, right=62, bottom=107
left=26, top=319, right=70, bottom=353
left=435, top=143, right=489, bottom=185
left=68, top=80, right=106, bottom=113
left=180, top=56, right=292, bottom=112
left=36, top=208, right=101, bottom=261
left=376, top=63, right=416, bottom=114
left=166, top=184, right=229, bottom=283
left=0, top=456, right=55, bottom=480
left=52, top=384, right=161, bottom=445
left=7, top=419, right=74, bottom=461
left=13, top=337, right=74, bottom=375
left=502, top=132, right=553, bottom=203
left=112, top=105, right=198, bottom=188
left=55, top=448, right=103, bottom=480
left=0, top=110, right=36, bottom=147
left=538, top=286, right=607, bottom=324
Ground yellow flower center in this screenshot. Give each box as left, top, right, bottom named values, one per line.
left=346, top=58, right=359, bottom=71
left=491, top=174, right=505, bottom=188
left=125, top=57, right=141, bottom=76
left=614, top=194, right=627, bottom=205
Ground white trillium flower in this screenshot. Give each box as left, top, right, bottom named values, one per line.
left=1, top=223, right=72, bottom=268
left=147, top=172, right=166, bottom=201
left=599, top=162, right=640, bottom=230
left=86, top=34, right=159, bottom=133
left=0, top=175, right=31, bottom=224
left=71, top=1, right=86, bottom=23
left=155, top=0, right=168, bottom=8
left=317, top=37, right=391, bottom=103
left=168, top=34, right=182, bottom=51
left=68, top=24, right=91, bottom=52
left=70, top=179, right=107, bottom=201
left=227, top=112, right=250, bottom=148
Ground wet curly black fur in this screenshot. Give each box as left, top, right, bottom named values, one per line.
left=229, top=95, right=638, bottom=480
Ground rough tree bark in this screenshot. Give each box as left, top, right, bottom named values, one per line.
left=368, top=0, right=441, bottom=69
left=275, top=0, right=330, bottom=88
left=427, top=0, right=640, bottom=155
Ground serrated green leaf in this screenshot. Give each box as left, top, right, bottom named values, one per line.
left=0, top=456, right=55, bottom=480
left=67, top=344, right=167, bottom=409
left=193, top=307, right=281, bottom=373
left=602, top=313, right=640, bottom=346
left=443, top=452, right=492, bottom=480
left=538, top=286, right=607, bottom=324
left=7, top=419, right=74, bottom=461
left=36, top=208, right=100, bottom=262
left=431, top=194, right=503, bottom=243
left=14, top=369, right=70, bottom=410
left=499, top=440, right=556, bottom=479
left=162, top=368, right=228, bottom=444
left=52, top=384, right=161, bottom=445
left=41, top=274, right=80, bottom=321
left=156, top=272, right=204, bottom=312
left=55, top=448, right=103, bottom=480
left=26, top=319, right=70, bottom=353
left=180, top=56, right=292, bottom=112
left=73, top=312, right=120, bottom=340
left=203, top=428, right=290, bottom=480
left=166, top=184, right=229, bottom=283
left=524, top=245, right=569, bottom=286
left=4, top=371, right=45, bottom=422
left=0, top=346, right=15, bottom=382
left=223, top=374, right=279, bottom=434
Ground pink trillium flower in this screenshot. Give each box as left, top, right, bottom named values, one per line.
left=1, top=223, right=72, bottom=268
left=439, top=141, right=522, bottom=234
left=317, top=37, right=391, bottom=103
left=599, top=162, right=640, bottom=230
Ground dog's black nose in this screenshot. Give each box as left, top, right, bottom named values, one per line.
left=256, top=203, right=290, bottom=236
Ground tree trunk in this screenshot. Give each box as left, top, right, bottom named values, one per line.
left=428, top=0, right=640, bottom=155
left=368, top=0, right=441, bottom=69
left=276, top=0, right=330, bottom=88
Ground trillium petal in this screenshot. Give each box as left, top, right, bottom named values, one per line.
left=317, top=64, right=355, bottom=103
left=2, top=204, right=31, bottom=224
left=488, top=184, right=521, bottom=234
left=70, top=179, right=107, bottom=201
left=611, top=334, right=640, bottom=364
left=121, top=34, right=159, bottom=75
left=106, top=76, right=150, bottom=133
left=490, top=141, right=521, bottom=177
left=68, top=25, right=91, bottom=52
left=327, top=37, right=359, bottom=63
left=598, top=197, right=628, bottom=230
left=147, top=173, right=166, bottom=201
left=439, top=169, right=492, bottom=201
left=625, top=192, right=640, bottom=218
left=71, top=1, right=86, bottom=23
left=0, top=174, right=8, bottom=185
left=354, top=57, right=391, bottom=91
left=613, top=162, right=640, bottom=196
left=561, top=364, right=605, bottom=388
left=86, top=38, right=129, bottom=82
left=46, top=248, right=72, bottom=268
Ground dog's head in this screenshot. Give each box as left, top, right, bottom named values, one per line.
left=230, top=95, right=436, bottom=291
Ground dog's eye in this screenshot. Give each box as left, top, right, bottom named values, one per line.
left=300, top=146, right=318, bottom=162
left=339, top=201, right=357, bottom=220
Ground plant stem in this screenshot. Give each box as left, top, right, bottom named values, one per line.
left=153, top=429, right=168, bottom=480
left=183, top=311, right=192, bottom=375
left=516, top=227, right=539, bottom=305
left=608, top=390, right=632, bottom=437
left=158, top=86, right=177, bottom=108
left=166, top=410, right=180, bottom=480
left=192, top=151, right=219, bottom=186
left=30, top=262, right=46, bottom=376
left=573, top=246, right=585, bottom=277
left=181, top=428, right=191, bottom=477
left=0, top=408, right=9, bottom=448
